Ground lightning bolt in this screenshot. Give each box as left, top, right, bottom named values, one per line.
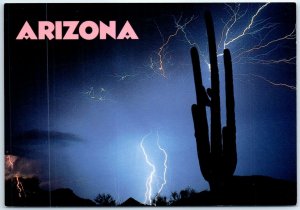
left=151, top=4, right=295, bottom=81
left=236, top=73, right=296, bottom=90
left=224, top=3, right=270, bottom=47
left=6, top=155, right=15, bottom=170
left=81, top=86, right=114, bottom=103
left=140, top=131, right=169, bottom=205
left=5, top=155, right=27, bottom=198
left=15, top=174, right=26, bottom=198
left=155, top=15, right=198, bottom=78
left=112, top=73, right=137, bottom=81
left=151, top=5, right=290, bottom=78
left=214, top=3, right=296, bottom=90
left=218, top=3, right=247, bottom=52
left=147, top=3, right=295, bottom=92
left=234, top=28, right=296, bottom=64
left=156, top=131, right=167, bottom=197
left=140, top=133, right=156, bottom=205
left=218, top=3, right=296, bottom=66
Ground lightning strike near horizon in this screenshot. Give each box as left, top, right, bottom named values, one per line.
left=5, top=155, right=27, bottom=198
left=15, top=174, right=26, bottom=198
left=140, top=133, right=156, bottom=205
left=140, top=131, right=169, bottom=205
left=156, top=131, right=168, bottom=197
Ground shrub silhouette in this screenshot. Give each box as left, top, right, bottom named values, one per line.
left=167, top=187, right=198, bottom=206
left=94, top=193, right=116, bottom=206
left=152, top=194, right=167, bottom=206
left=179, top=187, right=196, bottom=199
left=169, top=191, right=180, bottom=204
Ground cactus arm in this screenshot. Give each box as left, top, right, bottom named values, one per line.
left=191, top=47, right=210, bottom=106
left=224, top=49, right=235, bottom=131
left=223, top=49, right=237, bottom=176
left=191, top=47, right=211, bottom=181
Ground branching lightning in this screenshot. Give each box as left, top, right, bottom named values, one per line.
left=223, top=3, right=270, bottom=48
left=215, top=3, right=296, bottom=89
left=81, top=86, right=113, bottom=102
left=218, top=3, right=296, bottom=66
left=6, top=155, right=15, bottom=170
left=236, top=28, right=296, bottom=57
left=154, top=15, right=198, bottom=78
left=150, top=4, right=295, bottom=89
left=235, top=73, right=296, bottom=90
left=112, top=73, right=137, bottom=81
left=147, top=3, right=295, bottom=91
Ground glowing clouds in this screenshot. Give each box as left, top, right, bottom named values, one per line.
left=5, top=155, right=41, bottom=180
left=5, top=155, right=41, bottom=198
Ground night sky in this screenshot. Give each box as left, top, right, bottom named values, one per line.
left=5, top=3, right=296, bottom=204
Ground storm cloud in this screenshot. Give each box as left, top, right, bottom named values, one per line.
left=6, top=129, right=83, bottom=157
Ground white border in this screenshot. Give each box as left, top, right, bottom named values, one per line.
left=0, top=0, right=298, bottom=210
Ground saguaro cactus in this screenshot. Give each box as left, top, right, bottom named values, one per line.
left=191, top=11, right=237, bottom=192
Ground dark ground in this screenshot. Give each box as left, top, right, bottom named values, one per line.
left=5, top=175, right=296, bottom=206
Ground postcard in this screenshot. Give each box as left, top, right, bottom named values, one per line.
left=4, top=3, right=296, bottom=206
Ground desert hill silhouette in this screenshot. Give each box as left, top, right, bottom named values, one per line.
left=120, top=197, right=144, bottom=206
left=5, top=177, right=96, bottom=206
left=5, top=175, right=296, bottom=206
left=170, top=176, right=296, bottom=206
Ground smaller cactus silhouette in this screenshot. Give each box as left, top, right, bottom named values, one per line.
left=191, top=11, right=237, bottom=191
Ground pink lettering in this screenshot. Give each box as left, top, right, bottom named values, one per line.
left=79, top=21, right=99, bottom=40
left=55, top=21, right=62, bottom=40
left=99, top=21, right=116, bottom=39
left=117, top=21, right=139, bottom=40
left=63, top=21, right=79, bottom=40
left=16, top=21, right=37, bottom=40
left=16, top=20, right=139, bottom=40
left=38, top=21, right=55, bottom=40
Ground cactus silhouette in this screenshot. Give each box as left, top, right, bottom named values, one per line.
left=191, top=11, right=237, bottom=192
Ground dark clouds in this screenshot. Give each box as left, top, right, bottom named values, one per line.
left=16, top=129, right=83, bottom=142
left=6, top=129, right=82, bottom=157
